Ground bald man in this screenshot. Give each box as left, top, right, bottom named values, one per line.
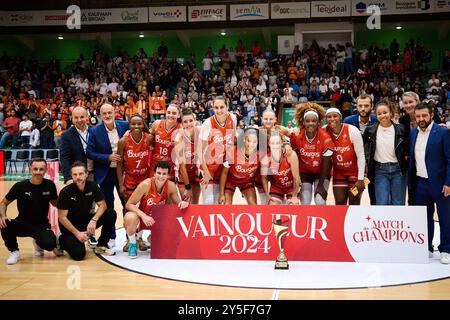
left=86, top=104, right=128, bottom=246
left=60, top=106, right=93, bottom=184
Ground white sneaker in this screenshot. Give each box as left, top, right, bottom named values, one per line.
left=440, top=252, right=450, bottom=264
left=7, top=251, right=21, bottom=265
left=429, top=251, right=434, bottom=259
left=33, top=240, right=44, bottom=257
left=108, top=239, right=116, bottom=248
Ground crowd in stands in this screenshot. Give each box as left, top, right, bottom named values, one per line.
left=0, top=38, right=449, bottom=149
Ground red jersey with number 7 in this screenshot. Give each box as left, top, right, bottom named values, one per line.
left=123, top=133, right=151, bottom=190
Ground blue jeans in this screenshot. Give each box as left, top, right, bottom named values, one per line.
left=0, top=132, right=18, bottom=148
left=374, top=161, right=406, bottom=205
left=415, top=177, right=450, bottom=253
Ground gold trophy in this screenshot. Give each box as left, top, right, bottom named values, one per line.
left=273, top=219, right=289, bottom=270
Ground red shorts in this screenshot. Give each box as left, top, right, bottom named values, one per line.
left=138, top=219, right=153, bottom=231
left=333, top=170, right=358, bottom=188
left=269, top=183, right=293, bottom=201
left=177, top=169, right=200, bottom=185
left=225, top=181, right=255, bottom=195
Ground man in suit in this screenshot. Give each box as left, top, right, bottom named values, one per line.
left=87, top=103, right=128, bottom=247
left=343, top=93, right=377, bottom=204
left=409, top=103, right=450, bottom=264
left=60, top=107, right=93, bottom=184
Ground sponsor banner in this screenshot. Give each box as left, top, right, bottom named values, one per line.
left=188, top=5, right=226, bottom=22
left=80, top=8, right=148, bottom=25
left=150, top=205, right=428, bottom=263
left=390, top=0, right=434, bottom=14
left=149, top=6, right=186, bottom=23
left=3, top=11, right=40, bottom=26
left=311, top=0, right=351, bottom=17
left=351, top=0, right=393, bottom=16
left=271, top=2, right=310, bottom=19
left=434, top=0, right=450, bottom=12
left=40, top=10, right=71, bottom=26
left=230, top=3, right=269, bottom=20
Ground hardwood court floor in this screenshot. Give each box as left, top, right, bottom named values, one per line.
left=0, top=178, right=449, bottom=300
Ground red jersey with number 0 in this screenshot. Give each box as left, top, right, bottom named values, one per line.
left=327, top=124, right=358, bottom=174
left=290, top=128, right=334, bottom=175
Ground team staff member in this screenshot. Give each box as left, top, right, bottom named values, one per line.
left=124, top=161, right=189, bottom=259
left=60, top=106, right=93, bottom=184
left=60, top=106, right=98, bottom=248
left=344, top=94, right=377, bottom=204
left=57, top=162, right=116, bottom=260
left=87, top=103, right=128, bottom=247
left=409, top=103, right=450, bottom=264
left=0, top=158, right=58, bottom=265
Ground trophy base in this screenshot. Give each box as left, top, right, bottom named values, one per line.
left=275, top=261, right=289, bottom=270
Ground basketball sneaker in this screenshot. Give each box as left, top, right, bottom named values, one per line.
left=88, top=235, right=98, bottom=249
left=128, top=243, right=138, bottom=259
left=123, top=239, right=130, bottom=252
left=7, top=251, right=21, bottom=265
left=33, top=240, right=44, bottom=257
left=95, top=246, right=115, bottom=256
left=440, top=252, right=450, bottom=264
left=137, top=238, right=149, bottom=251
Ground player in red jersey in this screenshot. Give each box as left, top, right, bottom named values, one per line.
left=198, top=96, right=237, bottom=204
left=116, top=114, right=151, bottom=252
left=255, top=109, right=277, bottom=204
left=149, top=104, right=181, bottom=181
left=124, top=161, right=189, bottom=259
left=219, top=128, right=259, bottom=205
left=325, top=108, right=366, bottom=205
left=279, top=102, right=334, bottom=205
left=261, top=130, right=300, bottom=204
left=173, top=109, right=201, bottom=204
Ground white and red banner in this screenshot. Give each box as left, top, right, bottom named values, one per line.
left=188, top=5, right=226, bottom=22
left=151, top=205, right=428, bottom=264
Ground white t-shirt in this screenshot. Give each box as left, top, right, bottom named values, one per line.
left=30, top=128, right=40, bottom=147
left=374, top=125, right=397, bottom=163
left=202, top=58, right=213, bottom=71
left=19, top=120, right=33, bottom=136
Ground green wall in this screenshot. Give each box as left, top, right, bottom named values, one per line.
left=1, top=23, right=447, bottom=73
left=354, top=25, right=449, bottom=70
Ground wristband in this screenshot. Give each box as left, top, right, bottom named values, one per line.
left=185, top=184, right=192, bottom=190
left=91, top=218, right=97, bottom=222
